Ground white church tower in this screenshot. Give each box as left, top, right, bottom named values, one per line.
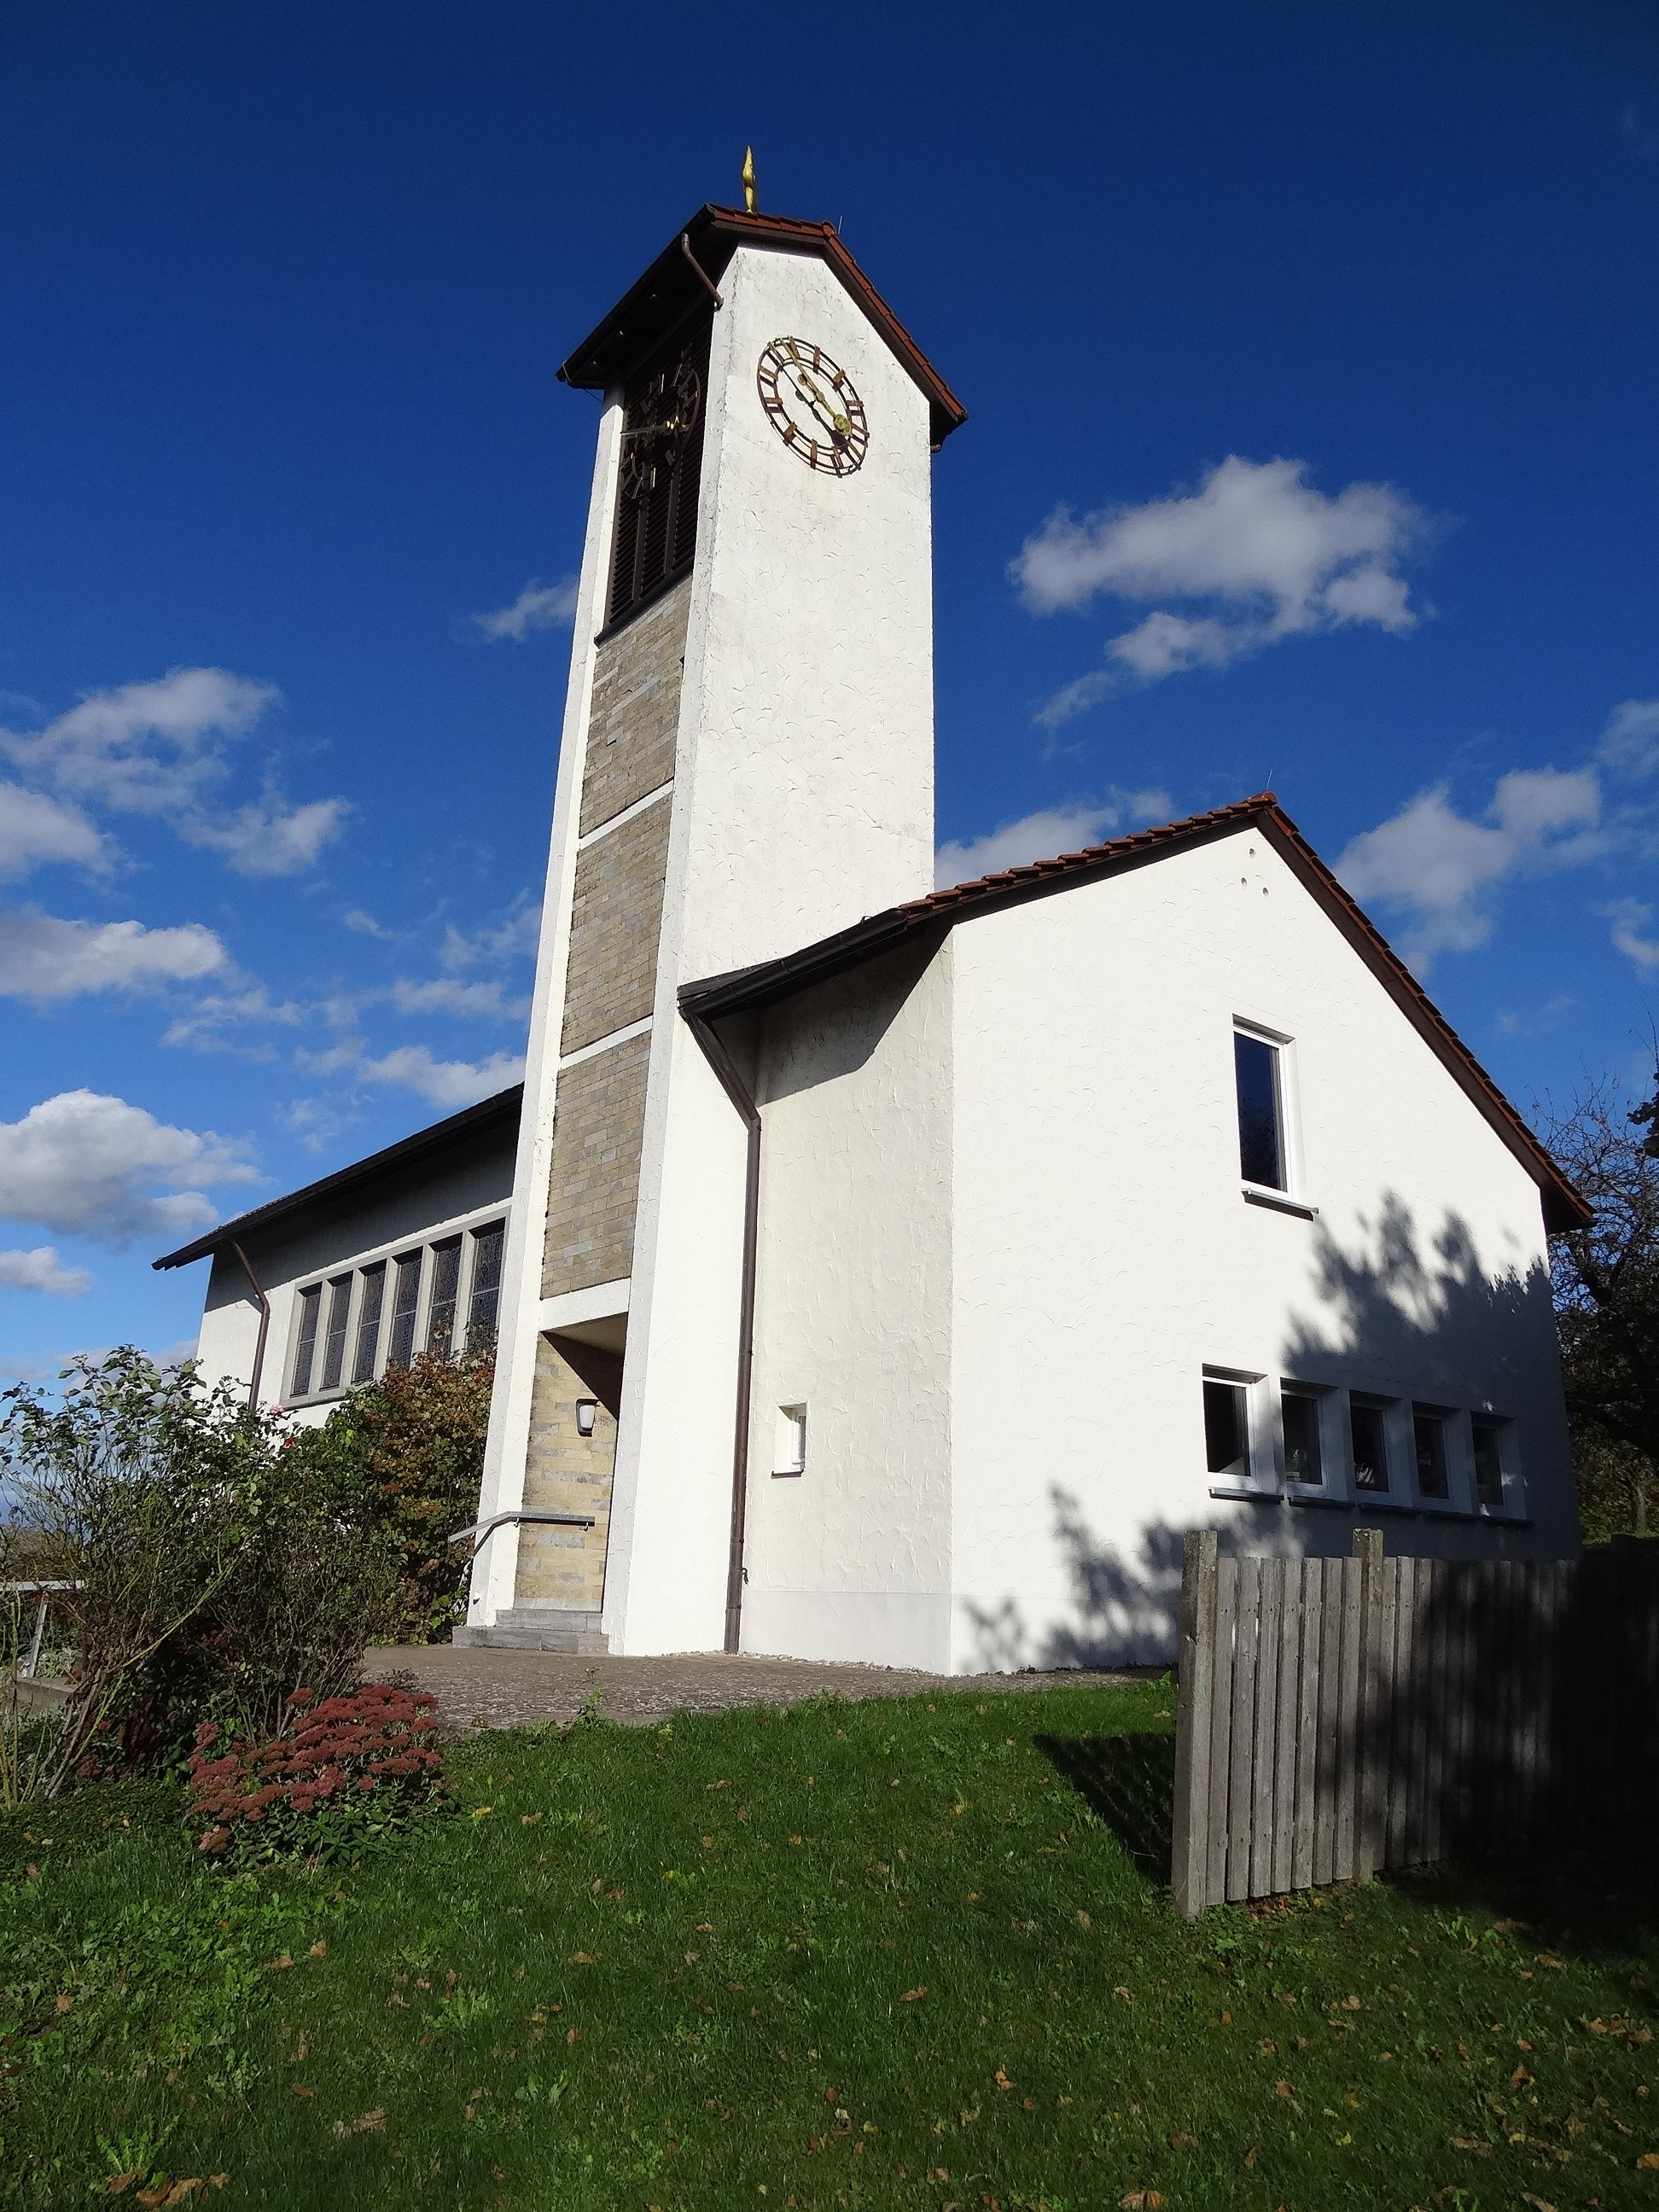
left=463, top=186, right=966, bottom=1651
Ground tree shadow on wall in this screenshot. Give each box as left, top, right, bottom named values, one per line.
left=959, top=1509, right=1188, bottom=1674
left=1036, top=1730, right=1176, bottom=1885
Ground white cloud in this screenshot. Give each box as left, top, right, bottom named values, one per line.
left=1013, top=457, right=1428, bottom=724
left=2, top=667, right=276, bottom=813
left=0, top=1245, right=93, bottom=1297
left=439, top=897, right=542, bottom=970
left=0, top=783, right=106, bottom=881
left=0, top=1090, right=258, bottom=1248
left=934, top=792, right=1173, bottom=888
left=1598, top=698, right=1659, bottom=782
left=1604, top=899, right=1659, bottom=971
left=0, top=910, right=229, bottom=999
left=354, top=1045, right=525, bottom=1109
left=180, top=794, right=347, bottom=876
left=343, top=907, right=394, bottom=939
left=0, top=667, right=345, bottom=876
left=389, top=975, right=530, bottom=1020
left=469, top=577, right=579, bottom=643
left=1337, top=767, right=1602, bottom=969
left=161, top=983, right=305, bottom=1051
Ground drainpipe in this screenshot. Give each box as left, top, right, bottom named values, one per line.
left=229, top=1242, right=271, bottom=1412
left=684, top=1012, right=761, bottom=1655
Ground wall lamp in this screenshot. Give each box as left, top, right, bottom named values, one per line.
left=575, top=1398, right=598, bottom=1438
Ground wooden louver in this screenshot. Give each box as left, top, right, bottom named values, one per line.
left=606, top=313, right=710, bottom=628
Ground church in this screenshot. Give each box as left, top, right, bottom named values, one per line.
left=158, top=191, right=1586, bottom=1670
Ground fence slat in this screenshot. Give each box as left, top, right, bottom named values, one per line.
left=1207, top=1557, right=1237, bottom=1911
left=1251, top=1561, right=1283, bottom=1898
left=1225, top=1557, right=1260, bottom=1903
left=1272, top=1564, right=1301, bottom=1897
left=1171, top=1528, right=1220, bottom=1918
left=1292, top=1558, right=1321, bottom=1891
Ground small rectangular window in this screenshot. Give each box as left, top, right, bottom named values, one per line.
left=320, top=1275, right=353, bottom=1392
left=1234, top=1030, right=1285, bottom=1190
left=352, top=1264, right=387, bottom=1384
left=1413, top=1409, right=1450, bottom=1500
left=1350, top=1397, right=1390, bottom=1493
left=1203, top=1377, right=1249, bottom=1479
left=467, top=1221, right=505, bottom=1350
left=426, top=1237, right=463, bottom=1359
left=1282, top=1388, right=1324, bottom=1487
left=1470, top=1416, right=1507, bottom=1512
left=290, top=1284, right=323, bottom=1396
left=774, top=1404, right=807, bottom=1476
left=387, top=1251, right=422, bottom=1370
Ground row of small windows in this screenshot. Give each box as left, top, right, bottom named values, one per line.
left=289, top=1221, right=505, bottom=1401
left=1202, top=1370, right=1515, bottom=1515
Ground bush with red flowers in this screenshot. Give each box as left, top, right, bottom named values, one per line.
left=186, top=1683, right=451, bottom=1866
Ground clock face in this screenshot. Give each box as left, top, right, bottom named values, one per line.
left=756, top=337, right=870, bottom=475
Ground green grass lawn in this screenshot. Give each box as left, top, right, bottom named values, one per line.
left=2, top=1679, right=1656, bottom=2209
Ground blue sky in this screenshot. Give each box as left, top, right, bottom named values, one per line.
left=1, top=0, right=1656, bottom=1376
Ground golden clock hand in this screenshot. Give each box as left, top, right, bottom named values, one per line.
left=791, top=373, right=850, bottom=439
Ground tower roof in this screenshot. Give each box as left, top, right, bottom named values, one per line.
left=557, top=205, right=968, bottom=449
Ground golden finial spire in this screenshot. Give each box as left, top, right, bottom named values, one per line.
left=741, top=146, right=758, bottom=214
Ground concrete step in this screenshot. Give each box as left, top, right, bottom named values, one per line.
left=453, top=1612, right=609, bottom=1656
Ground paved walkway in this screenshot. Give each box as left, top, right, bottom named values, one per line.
left=360, top=1644, right=1144, bottom=1733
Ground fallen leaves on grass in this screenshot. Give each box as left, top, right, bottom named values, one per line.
left=262, top=1954, right=294, bottom=1973
left=1520, top=2196, right=1559, bottom=2210
left=331, top=2110, right=387, bottom=2138
left=899, top=1987, right=927, bottom=2002
left=1118, top=2192, right=1165, bottom=2209
left=1637, top=2152, right=1659, bottom=2169
left=1448, top=2137, right=1493, bottom=2156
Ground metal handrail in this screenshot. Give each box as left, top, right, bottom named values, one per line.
left=447, top=1509, right=597, bottom=1550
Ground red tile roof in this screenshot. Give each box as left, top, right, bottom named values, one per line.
left=682, top=793, right=1588, bottom=1232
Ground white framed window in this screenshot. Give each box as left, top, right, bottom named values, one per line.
left=1279, top=1383, right=1331, bottom=1491
left=774, top=1403, right=807, bottom=1476
left=282, top=1215, right=507, bottom=1406
left=1232, top=1018, right=1310, bottom=1211
left=1202, top=1366, right=1269, bottom=1489
left=1412, top=1403, right=1453, bottom=1505
left=1348, top=1393, right=1394, bottom=1498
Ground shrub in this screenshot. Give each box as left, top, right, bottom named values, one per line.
left=285, top=1350, right=493, bottom=1642
left=186, top=1683, right=450, bottom=1866
left=0, top=1351, right=279, bottom=1802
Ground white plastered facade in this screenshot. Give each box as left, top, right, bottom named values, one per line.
left=734, top=826, right=1575, bottom=1672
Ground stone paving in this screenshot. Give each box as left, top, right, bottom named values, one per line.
left=360, top=1644, right=1145, bottom=1734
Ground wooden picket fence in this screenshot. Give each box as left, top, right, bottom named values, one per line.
left=1170, top=1527, right=1659, bottom=1916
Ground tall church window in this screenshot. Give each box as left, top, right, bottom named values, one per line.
left=425, top=1237, right=463, bottom=1359
left=387, top=1252, right=422, bottom=1370
left=320, top=1275, right=352, bottom=1392
left=1234, top=1028, right=1285, bottom=1190
left=352, top=1262, right=386, bottom=1384
left=468, top=1221, right=505, bottom=1348
left=606, top=315, right=710, bottom=628
left=290, top=1284, right=322, bottom=1396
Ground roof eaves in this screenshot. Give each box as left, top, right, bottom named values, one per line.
left=150, top=1084, right=524, bottom=1272
left=677, top=790, right=1587, bottom=1232
left=558, top=205, right=967, bottom=446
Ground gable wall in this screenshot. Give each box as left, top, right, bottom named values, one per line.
left=946, top=824, right=1577, bottom=1670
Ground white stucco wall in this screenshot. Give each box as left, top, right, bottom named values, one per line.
left=739, top=941, right=955, bottom=1668
left=946, top=824, right=1577, bottom=1671
left=192, top=1132, right=516, bottom=1425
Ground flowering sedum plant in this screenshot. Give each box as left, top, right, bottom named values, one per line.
left=187, top=1683, right=450, bottom=1866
